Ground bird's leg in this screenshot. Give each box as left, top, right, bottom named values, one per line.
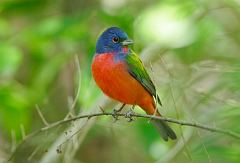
left=131, top=105, right=135, bottom=110
left=114, top=103, right=126, bottom=113
left=112, top=103, right=126, bottom=121
left=125, top=105, right=135, bottom=122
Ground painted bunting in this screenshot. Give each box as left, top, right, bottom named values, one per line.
left=92, top=27, right=176, bottom=141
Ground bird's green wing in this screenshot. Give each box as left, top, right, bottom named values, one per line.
left=125, top=50, right=162, bottom=106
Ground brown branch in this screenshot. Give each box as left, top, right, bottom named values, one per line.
left=8, top=111, right=240, bottom=161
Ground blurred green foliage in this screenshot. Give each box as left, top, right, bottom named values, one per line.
left=1, top=0, right=240, bottom=162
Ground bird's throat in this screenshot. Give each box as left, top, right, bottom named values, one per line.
left=122, top=46, right=128, bottom=53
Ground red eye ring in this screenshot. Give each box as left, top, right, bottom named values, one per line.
left=112, top=37, right=119, bottom=43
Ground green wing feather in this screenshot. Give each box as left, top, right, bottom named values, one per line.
left=125, top=51, right=178, bottom=141
left=125, top=50, right=162, bottom=106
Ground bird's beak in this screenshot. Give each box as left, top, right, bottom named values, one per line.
left=121, top=39, right=134, bottom=46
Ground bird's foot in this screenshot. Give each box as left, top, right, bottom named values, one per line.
left=112, top=104, right=126, bottom=121
left=125, top=109, right=135, bottom=122
left=112, top=110, right=119, bottom=121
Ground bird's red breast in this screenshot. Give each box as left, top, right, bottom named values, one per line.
left=92, top=53, right=158, bottom=115
left=92, top=27, right=176, bottom=141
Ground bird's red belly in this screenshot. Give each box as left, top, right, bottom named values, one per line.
left=92, top=54, right=153, bottom=106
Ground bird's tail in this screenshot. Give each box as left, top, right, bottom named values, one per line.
left=141, top=101, right=177, bottom=141
left=151, top=119, right=177, bottom=141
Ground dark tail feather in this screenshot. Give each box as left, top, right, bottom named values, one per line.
left=152, top=119, right=177, bottom=141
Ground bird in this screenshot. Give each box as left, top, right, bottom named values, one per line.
left=91, top=27, right=177, bottom=141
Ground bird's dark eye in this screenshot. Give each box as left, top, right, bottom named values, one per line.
left=112, top=37, right=119, bottom=43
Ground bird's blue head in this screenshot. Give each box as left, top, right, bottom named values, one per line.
left=95, top=27, right=133, bottom=54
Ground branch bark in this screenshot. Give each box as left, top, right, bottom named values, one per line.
left=42, top=111, right=240, bottom=139
left=8, top=109, right=240, bottom=161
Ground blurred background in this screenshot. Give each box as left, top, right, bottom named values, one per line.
left=1, top=0, right=240, bottom=162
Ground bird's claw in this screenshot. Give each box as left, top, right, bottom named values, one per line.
left=112, top=109, right=119, bottom=121
left=113, top=108, right=119, bottom=114
left=112, top=104, right=126, bottom=122
left=125, top=109, right=134, bottom=122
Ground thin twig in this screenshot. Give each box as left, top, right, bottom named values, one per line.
left=8, top=111, right=240, bottom=161
left=20, top=124, right=26, bottom=140
left=57, top=128, right=83, bottom=154
left=160, top=56, right=193, bottom=160
left=36, top=105, right=49, bottom=126
left=27, top=146, right=40, bottom=161
left=10, top=130, right=16, bottom=152
left=64, top=55, right=81, bottom=119
left=196, top=129, right=213, bottom=163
